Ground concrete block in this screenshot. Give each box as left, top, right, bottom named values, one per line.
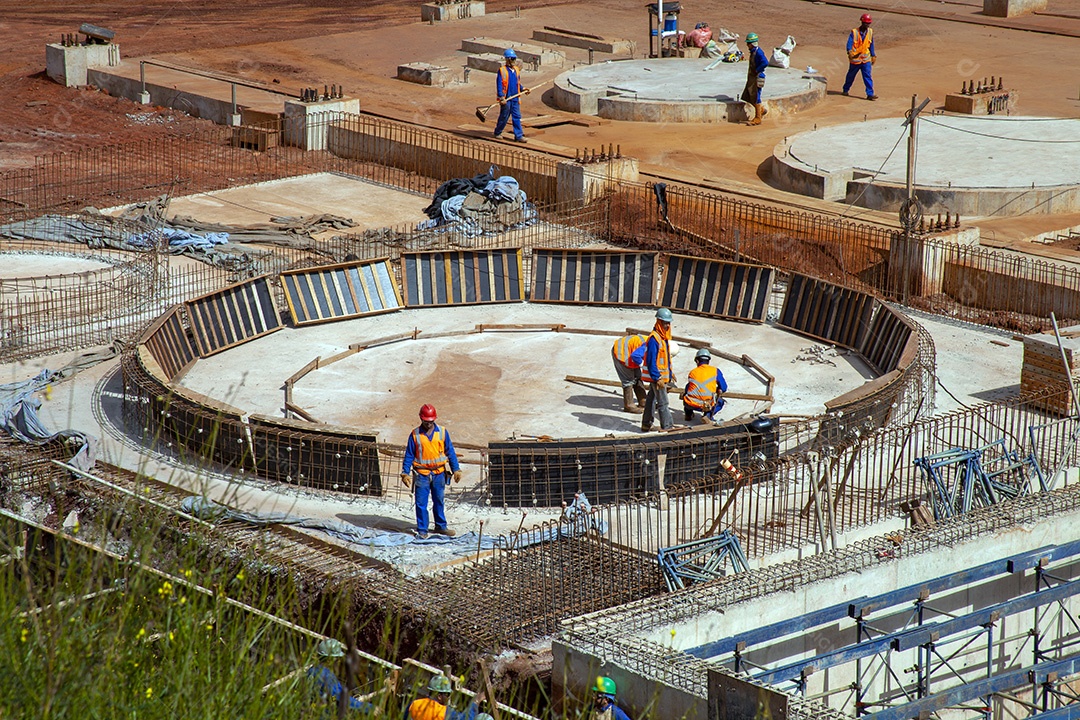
left=397, top=62, right=455, bottom=87
left=944, top=89, right=1018, bottom=114
left=531, top=29, right=634, bottom=56
left=466, top=54, right=503, bottom=73
left=46, top=43, right=118, bottom=87
left=420, top=0, right=485, bottom=21
left=283, top=98, right=361, bottom=151
left=556, top=157, right=639, bottom=205
left=983, top=0, right=1046, bottom=17
left=139, top=90, right=151, bottom=104
left=460, top=37, right=565, bottom=68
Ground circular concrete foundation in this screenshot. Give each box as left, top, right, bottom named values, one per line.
left=1, top=252, right=113, bottom=280
left=770, top=115, right=1080, bottom=217
left=553, top=58, right=826, bottom=123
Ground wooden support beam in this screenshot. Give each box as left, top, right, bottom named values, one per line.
left=564, top=375, right=771, bottom=402
left=284, top=401, right=320, bottom=423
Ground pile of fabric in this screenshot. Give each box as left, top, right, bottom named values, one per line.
left=418, top=166, right=537, bottom=238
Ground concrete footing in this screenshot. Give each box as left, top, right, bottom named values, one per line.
left=531, top=29, right=634, bottom=56
left=943, top=89, right=1017, bottom=114
left=283, top=98, right=362, bottom=151
left=420, top=0, right=485, bottom=22
left=556, top=157, right=640, bottom=205
left=461, top=37, right=565, bottom=68
left=397, top=62, right=455, bottom=87
left=466, top=54, right=504, bottom=73
left=983, top=0, right=1047, bottom=17
left=45, top=42, right=121, bottom=87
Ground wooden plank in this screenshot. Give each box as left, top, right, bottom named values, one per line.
left=564, top=375, right=771, bottom=402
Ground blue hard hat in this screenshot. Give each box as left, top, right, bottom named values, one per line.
left=504, top=48, right=517, bottom=59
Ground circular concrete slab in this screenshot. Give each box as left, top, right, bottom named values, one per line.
left=771, top=116, right=1080, bottom=216
left=553, top=59, right=825, bottom=122
left=0, top=252, right=113, bottom=279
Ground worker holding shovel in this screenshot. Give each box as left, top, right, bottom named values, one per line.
left=493, top=48, right=530, bottom=143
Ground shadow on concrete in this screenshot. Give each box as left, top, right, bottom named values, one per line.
left=336, top=513, right=414, bottom=533
left=969, top=384, right=1021, bottom=403
left=565, top=393, right=620, bottom=411
left=571, top=411, right=640, bottom=433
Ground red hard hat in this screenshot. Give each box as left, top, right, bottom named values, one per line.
left=419, top=404, right=437, bottom=421
left=861, top=13, right=873, bottom=23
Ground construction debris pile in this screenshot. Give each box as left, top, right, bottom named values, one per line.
left=418, top=166, right=537, bottom=239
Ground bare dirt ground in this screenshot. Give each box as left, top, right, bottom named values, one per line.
left=2, top=0, right=1080, bottom=207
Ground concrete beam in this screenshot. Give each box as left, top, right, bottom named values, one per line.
left=420, top=0, right=485, bottom=21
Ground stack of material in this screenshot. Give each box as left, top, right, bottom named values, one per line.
left=1021, top=326, right=1080, bottom=415
left=418, top=168, right=537, bottom=240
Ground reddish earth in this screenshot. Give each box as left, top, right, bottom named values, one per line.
left=2, top=0, right=1080, bottom=210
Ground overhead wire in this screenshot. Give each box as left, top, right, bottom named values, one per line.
left=838, top=125, right=908, bottom=219
left=920, top=117, right=1080, bottom=143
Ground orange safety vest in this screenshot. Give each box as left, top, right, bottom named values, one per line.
left=411, top=426, right=448, bottom=476
left=498, top=65, right=520, bottom=96
left=683, top=364, right=719, bottom=409
left=848, top=28, right=873, bottom=64
left=640, top=330, right=672, bottom=384
left=408, top=697, right=447, bottom=720
left=612, top=334, right=647, bottom=369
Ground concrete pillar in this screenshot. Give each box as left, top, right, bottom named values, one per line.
left=556, top=156, right=639, bottom=206
left=887, top=226, right=979, bottom=298
left=46, top=43, right=119, bottom=87
left=283, top=98, right=361, bottom=151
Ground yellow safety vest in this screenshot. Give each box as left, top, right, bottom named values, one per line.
left=849, top=28, right=873, bottom=64
left=411, top=427, right=448, bottom=476
left=612, top=334, right=646, bottom=368
left=684, top=364, right=719, bottom=409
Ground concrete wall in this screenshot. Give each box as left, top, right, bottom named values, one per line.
left=420, top=0, right=485, bottom=21
left=555, top=157, right=639, bottom=206
left=88, top=69, right=237, bottom=124
left=845, top=179, right=1080, bottom=217
left=283, top=99, right=362, bottom=151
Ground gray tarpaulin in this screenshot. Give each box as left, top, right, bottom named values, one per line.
left=0, top=369, right=98, bottom=471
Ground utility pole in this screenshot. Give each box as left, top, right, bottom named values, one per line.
left=899, top=94, right=931, bottom=303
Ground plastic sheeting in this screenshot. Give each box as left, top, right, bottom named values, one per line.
left=0, top=369, right=97, bottom=471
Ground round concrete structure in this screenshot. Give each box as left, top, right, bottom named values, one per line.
left=770, top=115, right=1080, bottom=217
left=553, top=58, right=826, bottom=123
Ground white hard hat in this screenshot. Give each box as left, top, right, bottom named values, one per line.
left=670, top=343, right=681, bottom=357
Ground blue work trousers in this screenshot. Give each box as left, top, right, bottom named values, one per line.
left=493, top=99, right=523, bottom=140
left=843, top=63, right=874, bottom=97
left=413, top=471, right=448, bottom=534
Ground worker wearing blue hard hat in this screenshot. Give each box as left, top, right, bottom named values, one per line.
left=493, top=48, right=530, bottom=143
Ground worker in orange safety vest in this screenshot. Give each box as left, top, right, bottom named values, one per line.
left=612, top=333, right=648, bottom=413
left=641, top=308, right=677, bottom=432
left=681, top=347, right=728, bottom=424
left=408, top=674, right=480, bottom=720
left=842, top=14, right=878, bottom=100
left=401, top=404, right=461, bottom=540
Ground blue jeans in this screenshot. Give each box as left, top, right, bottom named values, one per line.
left=843, top=63, right=874, bottom=97
left=493, top=99, right=523, bottom=139
left=413, top=471, right=448, bottom=534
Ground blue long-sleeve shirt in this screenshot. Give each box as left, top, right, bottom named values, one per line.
left=846, top=29, right=875, bottom=58
left=496, top=64, right=523, bottom=99
left=645, top=334, right=671, bottom=383
left=749, top=45, right=769, bottom=78
left=402, top=424, right=461, bottom=475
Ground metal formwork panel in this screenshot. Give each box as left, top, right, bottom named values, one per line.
left=859, top=306, right=914, bottom=373
left=401, top=248, right=524, bottom=307
left=778, top=274, right=875, bottom=350
left=185, top=276, right=281, bottom=358
left=531, top=249, right=657, bottom=305
left=280, top=259, right=401, bottom=326
left=142, top=305, right=197, bottom=381
left=660, top=254, right=773, bottom=323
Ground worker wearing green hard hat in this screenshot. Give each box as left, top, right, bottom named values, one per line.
left=592, top=675, right=632, bottom=720
left=741, top=32, right=769, bottom=126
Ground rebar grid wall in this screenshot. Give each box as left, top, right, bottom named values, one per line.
left=558, top=482, right=1080, bottom=718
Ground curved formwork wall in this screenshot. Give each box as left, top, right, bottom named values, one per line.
left=123, top=248, right=930, bottom=505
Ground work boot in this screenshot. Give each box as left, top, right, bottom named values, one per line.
left=684, top=408, right=694, bottom=422
left=748, top=104, right=764, bottom=126
left=633, top=384, right=647, bottom=409
left=434, top=527, right=456, bottom=537
left=622, top=387, right=641, bottom=413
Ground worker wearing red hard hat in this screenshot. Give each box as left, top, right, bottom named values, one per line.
left=842, top=13, right=878, bottom=101
left=401, top=404, right=461, bottom=539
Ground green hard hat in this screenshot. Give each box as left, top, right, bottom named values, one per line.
left=695, top=347, right=712, bottom=361
left=477, top=715, right=495, bottom=720
left=746, top=32, right=759, bottom=43
left=656, top=308, right=673, bottom=322
left=316, top=638, right=345, bottom=658
left=428, top=674, right=453, bottom=694
left=593, top=676, right=617, bottom=696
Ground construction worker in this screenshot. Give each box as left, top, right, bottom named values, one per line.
left=306, top=638, right=379, bottom=716
left=592, top=676, right=632, bottom=720
left=682, top=348, right=728, bottom=424
left=741, top=32, right=769, bottom=126
left=408, top=675, right=479, bottom=720
left=493, top=48, right=530, bottom=143
left=842, top=14, right=877, bottom=100
left=641, top=308, right=676, bottom=432
left=612, top=333, right=648, bottom=413
left=401, top=404, right=461, bottom=539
